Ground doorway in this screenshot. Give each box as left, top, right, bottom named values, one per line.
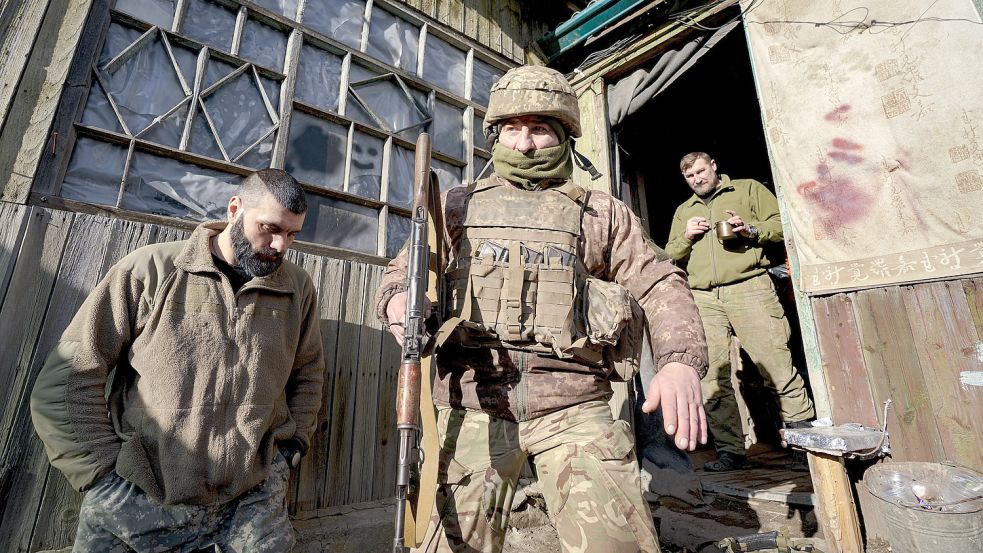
left=615, top=24, right=809, bottom=446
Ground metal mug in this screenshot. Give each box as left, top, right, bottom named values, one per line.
left=715, top=220, right=737, bottom=241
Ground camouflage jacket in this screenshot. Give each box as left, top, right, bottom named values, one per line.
left=375, top=175, right=708, bottom=422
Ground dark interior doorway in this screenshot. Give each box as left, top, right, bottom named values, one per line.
left=616, top=25, right=811, bottom=446
left=616, top=26, right=774, bottom=248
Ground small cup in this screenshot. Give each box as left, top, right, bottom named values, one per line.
left=715, top=220, right=737, bottom=241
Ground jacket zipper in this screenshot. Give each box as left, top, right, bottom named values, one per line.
left=706, top=198, right=719, bottom=288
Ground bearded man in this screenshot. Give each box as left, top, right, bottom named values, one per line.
left=377, top=66, right=708, bottom=553
left=31, top=168, right=324, bottom=552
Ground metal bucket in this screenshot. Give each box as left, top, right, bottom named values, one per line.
left=864, top=462, right=983, bottom=553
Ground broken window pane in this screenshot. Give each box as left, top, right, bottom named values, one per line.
left=240, top=18, right=287, bottom=72
left=115, top=0, right=176, bottom=30
left=296, top=44, right=342, bottom=113
left=104, top=34, right=187, bottom=135
left=170, top=42, right=200, bottom=89
left=387, top=213, right=410, bottom=257
left=349, top=131, right=383, bottom=200
left=366, top=7, right=418, bottom=75
left=387, top=144, right=413, bottom=208
left=473, top=112, right=486, bottom=150
left=472, top=151, right=492, bottom=181
left=237, top=132, right=275, bottom=168
left=141, top=103, right=189, bottom=148
left=303, top=0, right=365, bottom=49
left=252, top=0, right=298, bottom=19
left=99, top=22, right=144, bottom=66
left=284, top=110, right=348, bottom=190
left=351, top=76, right=428, bottom=134
left=181, top=0, right=236, bottom=53
left=81, top=78, right=123, bottom=132
left=203, top=70, right=276, bottom=159
left=61, top=137, right=127, bottom=206
left=122, top=151, right=240, bottom=220
left=433, top=100, right=463, bottom=158
left=189, top=106, right=224, bottom=159
left=203, top=56, right=241, bottom=90
left=432, top=158, right=462, bottom=192
left=471, top=58, right=502, bottom=106
left=299, top=196, right=378, bottom=254
left=422, top=34, right=465, bottom=97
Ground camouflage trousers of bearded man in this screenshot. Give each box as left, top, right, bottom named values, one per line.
left=72, top=452, right=294, bottom=552
left=414, top=400, right=661, bottom=553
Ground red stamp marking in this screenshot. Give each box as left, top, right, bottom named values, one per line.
left=831, top=138, right=863, bottom=150
left=828, top=151, right=864, bottom=164
left=824, top=104, right=851, bottom=123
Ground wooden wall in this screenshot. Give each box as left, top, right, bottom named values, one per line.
left=0, top=201, right=400, bottom=551
left=810, top=280, right=983, bottom=470
left=394, top=0, right=549, bottom=63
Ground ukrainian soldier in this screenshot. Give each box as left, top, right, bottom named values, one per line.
left=377, top=65, right=709, bottom=553
left=31, top=169, right=325, bottom=551
left=666, top=152, right=815, bottom=472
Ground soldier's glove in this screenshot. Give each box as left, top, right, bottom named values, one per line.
left=278, top=439, right=305, bottom=469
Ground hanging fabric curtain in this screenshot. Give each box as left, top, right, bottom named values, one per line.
left=607, top=19, right=740, bottom=128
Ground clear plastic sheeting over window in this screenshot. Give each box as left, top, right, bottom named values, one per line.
left=236, top=133, right=274, bottom=169
left=189, top=106, right=224, bottom=159
left=349, top=131, right=383, bottom=200
left=251, top=0, right=298, bottom=20
left=296, top=44, right=342, bottom=113
left=303, top=0, right=365, bottom=50
left=142, top=103, right=189, bottom=148
left=366, top=7, right=418, bottom=75
left=102, top=33, right=187, bottom=135
left=432, top=158, right=463, bottom=192
left=260, top=76, right=282, bottom=111
left=240, top=18, right=288, bottom=72
left=387, top=144, right=414, bottom=208
left=433, top=100, right=463, bottom=158
left=472, top=153, right=491, bottom=181
left=470, top=58, right=502, bottom=105
left=350, top=76, right=428, bottom=136
left=122, top=151, right=240, bottom=220
left=181, top=0, right=236, bottom=53
left=284, top=110, right=348, bottom=191
left=387, top=214, right=410, bottom=257
left=170, top=42, right=199, bottom=88
left=300, top=196, right=378, bottom=254
left=473, top=113, right=486, bottom=151
left=423, top=34, right=466, bottom=97
left=99, top=23, right=144, bottom=66
left=115, top=0, right=175, bottom=31
left=203, top=56, right=241, bottom=90
left=202, top=70, right=276, bottom=160
left=61, top=137, right=128, bottom=206
left=81, top=80, right=123, bottom=133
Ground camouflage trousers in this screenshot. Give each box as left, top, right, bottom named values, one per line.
left=72, top=453, right=293, bottom=552
left=414, top=400, right=660, bottom=553
left=693, top=274, right=815, bottom=455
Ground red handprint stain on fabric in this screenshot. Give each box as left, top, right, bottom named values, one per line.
left=794, top=124, right=874, bottom=234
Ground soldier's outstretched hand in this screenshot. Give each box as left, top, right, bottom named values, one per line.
left=641, top=362, right=707, bottom=451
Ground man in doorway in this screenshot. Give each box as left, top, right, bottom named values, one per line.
left=666, top=152, right=814, bottom=472
left=31, top=169, right=325, bottom=551
left=377, top=65, right=709, bottom=553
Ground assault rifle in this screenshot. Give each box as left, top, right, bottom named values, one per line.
left=393, top=133, right=443, bottom=553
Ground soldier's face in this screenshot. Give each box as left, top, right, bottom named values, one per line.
left=228, top=193, right=306, bottom=276
left=498, top=116, right=560, bottom=153
left=682, top=157, right=720, bottom=197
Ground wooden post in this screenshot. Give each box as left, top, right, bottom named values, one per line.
left=807, top=452, right=864, bottom=553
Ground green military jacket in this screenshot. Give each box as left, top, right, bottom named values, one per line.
left=665, top=175, right=784, bottom=290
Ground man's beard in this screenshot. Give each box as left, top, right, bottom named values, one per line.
left=229, top=216, right=283, bottom=277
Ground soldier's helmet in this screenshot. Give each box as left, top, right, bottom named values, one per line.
left=483, top=65, right=581, bottom=139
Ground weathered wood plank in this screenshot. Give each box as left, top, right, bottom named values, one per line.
left=811, top=295, right=878, bottom=426
left=352, top=265, right=384, bottom=502
left=852, top=287, right=942, bottom=462
left=486, top=0, right=502, bottom=55
left=463, top=0, right=479, bottom=43
left=312, top=257, right=347, bottom=509
left=325, top=261, right=367, bottom=506
left=476, top=0, right=490, bottom=51
left=0, top=202, right=31, bottom=304
left=904, top=282, right=983, bottom=469
left=286, top=251, right=323, bottom=514
left=445, top=0, right=464, bottom=33
left=373, top=317, right=402, bottom=500
left=0, top=0, right=100, bottom=202
left=0, top=214, right=116, bottom=552
left=0, top=0, right=51, bottom=132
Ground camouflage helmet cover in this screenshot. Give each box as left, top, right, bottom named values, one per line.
left=483, top=65, right=582, bottom=138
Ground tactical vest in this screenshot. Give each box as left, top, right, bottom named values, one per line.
left=435, top=176, right=650, bottom=382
